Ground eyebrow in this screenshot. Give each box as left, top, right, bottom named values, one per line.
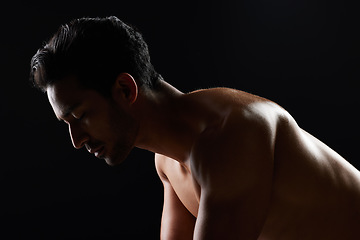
left=57, top=103, right=80, bottom=121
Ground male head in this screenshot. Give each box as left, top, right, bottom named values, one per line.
left=30, top=16, right=161, bottom=165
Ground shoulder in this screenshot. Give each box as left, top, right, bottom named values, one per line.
left=155, top=153, right=168, bottom=181
left=154, top=153, right=185, bottom=183
left=189, top=97, right=288, bottom=197
left=188, top=96, right=290, bottom=240
left=192, top=98, right=285, bottom=158
left=187, top=87, right=293, bottom=160
left=187, top=87, right=291, bottom=130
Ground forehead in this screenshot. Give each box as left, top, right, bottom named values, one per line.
left=47, top=76, right=85, bottom=118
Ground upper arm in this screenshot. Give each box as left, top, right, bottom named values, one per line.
left=191, top=105, right=277, bottom=239
left=155, top=155, right=196, bottom=240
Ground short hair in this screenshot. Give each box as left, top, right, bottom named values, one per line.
left=30, top=16, right=161, bottom=96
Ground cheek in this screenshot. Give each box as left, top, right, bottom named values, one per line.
left=86, top=104, right=138, bottom=145
left=89, top=110, right=124, bottom=140
left=83, top=115, right=113, bottom=141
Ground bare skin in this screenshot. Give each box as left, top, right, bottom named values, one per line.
left=47, top=73, right=360, bottom=239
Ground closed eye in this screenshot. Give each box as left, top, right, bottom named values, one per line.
left=77, top=113, right=86, bottom=122
left=71, top=110, right=85, bottom=120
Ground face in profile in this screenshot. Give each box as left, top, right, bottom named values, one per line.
left=46, top=76, right=139, bottom=166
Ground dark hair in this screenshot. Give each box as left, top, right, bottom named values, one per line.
left=30, top=16, right=161, bottom=96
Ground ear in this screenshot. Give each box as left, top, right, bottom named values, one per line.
left=112, top=73, right=138, bottom=105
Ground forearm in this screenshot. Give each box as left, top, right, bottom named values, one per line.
left=160, top=212, right=195, bottom=240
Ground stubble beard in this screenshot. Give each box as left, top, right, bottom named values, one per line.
left=104, top=104, right=139, bottom=166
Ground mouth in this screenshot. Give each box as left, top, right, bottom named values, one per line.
left=94, top=146, right=105, bottom=158
left=86, top=145, right=105, bottom=159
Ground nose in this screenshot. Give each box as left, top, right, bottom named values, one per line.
left=68, top=123, right=89, bottom=149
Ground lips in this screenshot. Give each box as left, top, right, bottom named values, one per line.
left=86, top=144, right=105, bottom=158
left=94, top=146, right=105, bottom=158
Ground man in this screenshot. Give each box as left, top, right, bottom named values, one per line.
left=30, top=16, right=360, bottom=239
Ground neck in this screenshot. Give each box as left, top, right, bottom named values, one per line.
left=132, top=80, right=204, bottom=163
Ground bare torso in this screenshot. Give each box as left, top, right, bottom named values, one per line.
left=155, top=88, right=360, bottom=239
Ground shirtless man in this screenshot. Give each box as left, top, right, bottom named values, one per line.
left=30, top=16, right=360, bottom=239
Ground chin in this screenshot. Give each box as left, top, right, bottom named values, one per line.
left=104, top=157, right=126, bottom=166
left=103, top=150, right=131, bottom=166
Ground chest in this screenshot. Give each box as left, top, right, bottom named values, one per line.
left=165, top=160, right=200, bottom=217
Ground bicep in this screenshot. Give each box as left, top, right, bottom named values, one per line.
left=194, top=188, right=271, bottom=240
left=194, top=162, right=273, bottom=240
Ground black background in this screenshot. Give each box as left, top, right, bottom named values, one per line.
left=1, top=0, right=359, bottom=239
